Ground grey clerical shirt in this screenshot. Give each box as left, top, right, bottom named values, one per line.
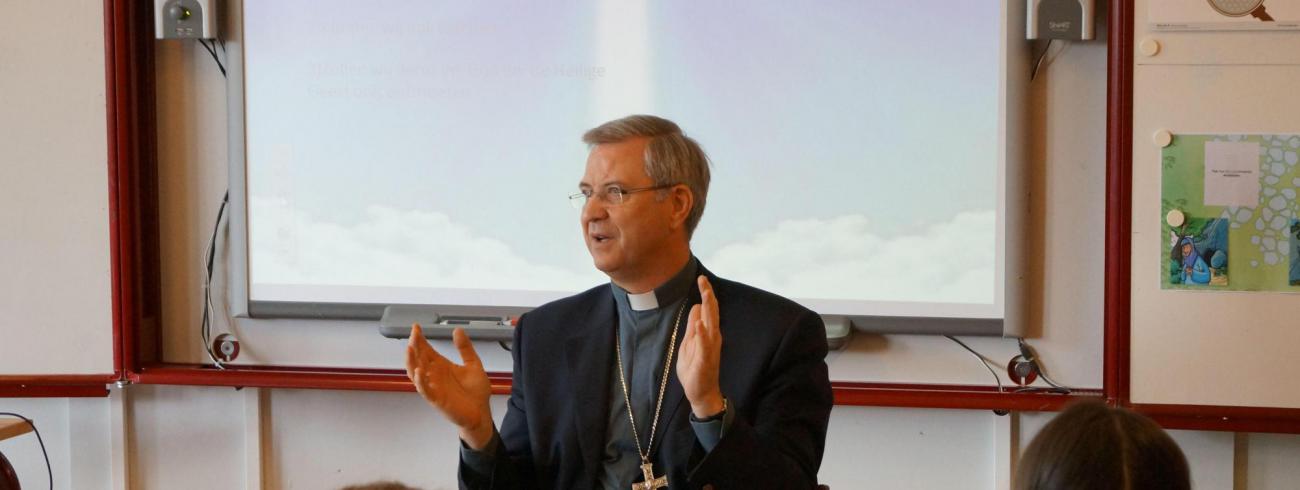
left=461, top=257, right=731, bottom=489
left=600, top=256, right=713, bottom=489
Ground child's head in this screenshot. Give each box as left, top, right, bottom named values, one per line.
left=1015, top=401, right=1190, bottom=490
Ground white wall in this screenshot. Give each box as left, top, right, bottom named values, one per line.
left=4, top=2, right=1300, bottom=490
left=0, top=0, right=114, bottom=375
left=0, top=396, right=116, bottom=490
left=6, top=388, right=1300, bottom=490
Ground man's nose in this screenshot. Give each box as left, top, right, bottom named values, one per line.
left=580, top=196, right=608, bottom=222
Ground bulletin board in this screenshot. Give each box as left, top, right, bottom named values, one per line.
left=1127, top=0, right=1300, bottom=427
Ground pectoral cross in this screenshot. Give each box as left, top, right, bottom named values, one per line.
left=632, top=462, right=668, bottom=490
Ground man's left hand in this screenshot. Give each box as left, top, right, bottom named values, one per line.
left=677, top=275, right=725, bottom=418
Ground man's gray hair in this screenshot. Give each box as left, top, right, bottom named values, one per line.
left=582, top=115, right=712, bottom=239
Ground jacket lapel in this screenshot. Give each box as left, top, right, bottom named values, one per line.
left=567, top=264, right=719, bottom=476
left=653, top=359, right=688, bottom=462
left=652, top=268, right=709, bottom=459
left=565, top=291, right=617, bottom=480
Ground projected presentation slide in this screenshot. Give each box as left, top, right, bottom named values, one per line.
left=243, top=0, right=1004, bottom=318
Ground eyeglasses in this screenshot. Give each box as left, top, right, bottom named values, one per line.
left=569, top=184, right=677, bottom=209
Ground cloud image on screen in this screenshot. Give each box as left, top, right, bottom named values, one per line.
left=242, top=0, right=1003, bottom=317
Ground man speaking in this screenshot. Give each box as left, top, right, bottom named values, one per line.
left=405, top=115, right=833, bottom=489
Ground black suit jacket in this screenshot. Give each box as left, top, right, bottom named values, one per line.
left=460, top=264, right=833, bottom=489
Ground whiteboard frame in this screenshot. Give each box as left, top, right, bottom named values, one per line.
left=224, top=0, right=1031, bottom=337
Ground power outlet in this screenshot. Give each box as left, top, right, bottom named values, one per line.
left=214, top=334, right=240, bottom=363
left=1007, top=356, right=1039, bottom=385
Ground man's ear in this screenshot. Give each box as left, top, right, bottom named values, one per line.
left=670, top=185, right=693, bottom=230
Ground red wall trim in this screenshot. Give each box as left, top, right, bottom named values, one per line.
left=832, top=382, right=1102, bottom=412
left=1104, top=0, right=1134, bottom=408
left=0, top=385, right=110, bottom=398
left=132, top=364, right=513, bottom=394
left=105, top=0, right=161, bottom=378
left=1135, top=404, right=1300, bottom=434
left=0, top=375, right=115, bottom=398
left=131, top=363, right=1098, bottom=412
left=107, top=0, right=136, bottom=378
left=0, top=375, right=117, bottom=385
left=104, top=0, right=124, bottom=382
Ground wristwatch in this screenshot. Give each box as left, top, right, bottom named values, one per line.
left=690, top=397, right=728, bottom=423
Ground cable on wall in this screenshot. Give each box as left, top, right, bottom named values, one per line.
left=1030, top=39, right=1071, bottom=81
left=1013, top=337, right=1071, bottom=394
left=201, top=191, right=231, bottom=368
left=944, top=335, right=1005, bottom=393
left=192, top=34, right=233, bottom=367
left=944, top=335, right=1075, bottom=396
left=197, top=38, right=227, bottom=78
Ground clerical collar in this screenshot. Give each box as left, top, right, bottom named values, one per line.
left=627, top=290, right=659, bottom=311
left=611, top=257, right=699, bottom=312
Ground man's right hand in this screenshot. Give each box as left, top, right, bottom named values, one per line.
left=406, top=323, right=495, bottom=450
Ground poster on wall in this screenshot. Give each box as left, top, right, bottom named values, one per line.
left=1150, top=0, right=1300, bottom=30
left=1161, top=134, right=1300, bottom=292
